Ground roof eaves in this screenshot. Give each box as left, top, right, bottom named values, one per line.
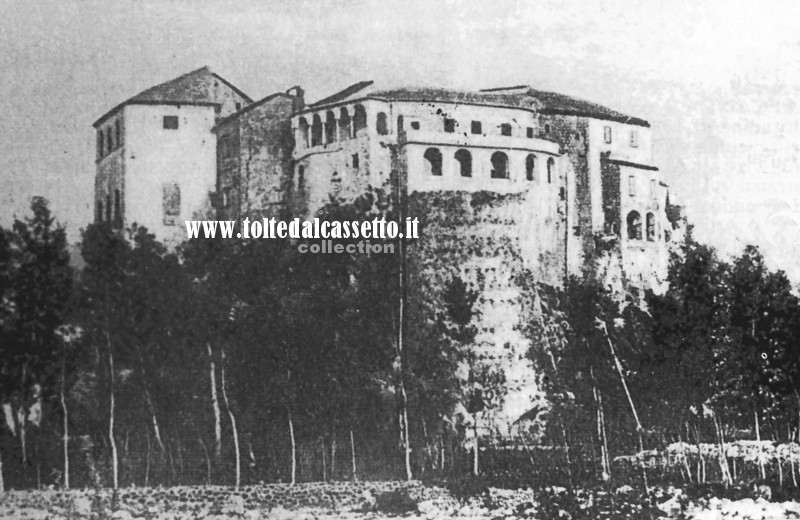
left=603, top=157, right=659, bottom=171
left=93, top=100, right=220, bottom=128
left=211, top=72, right=254, bottom=104
left=309, top=80, right=375, bottom=108
left=539, top=107, right=650, bottom=127
left=479, top=85, right=530, bottom=92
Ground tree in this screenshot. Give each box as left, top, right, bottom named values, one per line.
left=0, top=197, right=72, bottom=488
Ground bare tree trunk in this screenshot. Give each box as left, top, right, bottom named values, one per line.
left=600, top=323, right=647, bottom=490
left=17, top=405, right=27, bottom=481
left=349, top=429, right=357, bottom=482
left=321, top=437, right=327, bottom=482
left=18, top=364, right=28, bottom=483
left=144, top=433, right=151, bottom=487
left=219, top=348, right=240, bottom=489
left=755, top=408, right=765, bottom=481
left=440, top=435, right=445, bottom=472
left=107, top=333, right=118, bottom=490
left=396, top=181, right=412, bottom=482
left=400, top=393, right=412, bottom=481
left=791, top=427, right=798, bottom=488
left=198, top=434, right=211, bottom=486
left=144, top=386, right=164, bottom=453
left=135, top=346, right=165, bottom=454
left=207, top=344, right=222, bottom=462
left=517, top=429, right=536, bottom=470
left=60, top=355, right=69, bottom=489
left=330, top=432, right=336, bottom=480
left=591, top=367, right=610, bottom=481
left=472, top=414, right=479, bottom=476
left=560, top=421, right=574, bottom=490
left=288, top=408, right=296, bottom=485
left=713, top=415, right=733, bottom=487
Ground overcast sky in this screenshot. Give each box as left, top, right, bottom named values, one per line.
left=1, top=0, right=799, bottom=279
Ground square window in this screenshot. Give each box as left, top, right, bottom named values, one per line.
left=526, top=127, right=534, bottom=138
left=471, top=121, right=482, bottom=134
left=163, top=116, right=179, bottom=130
left=444, top=118, right=456, bottom=133
left=630, top=130, right=639, bottom=147
left=500, top=123, right=512, bottom=136
left=604, top=126, right=612, bottom=144
left=410, top=121, right=420, bottom=130
left=628, top=175, right=636, bottom=196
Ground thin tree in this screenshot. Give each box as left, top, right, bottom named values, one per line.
left=219, top=347, right=240, bottom=488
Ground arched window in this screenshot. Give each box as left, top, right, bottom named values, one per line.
left=96, top=200, right=104, bottom=223
left=353, top=105, right=367, bottom=136
left=115, top=120, right=121, bottom=148
left=325, top=111, right=336, bottom=144
left=106, top=194, right=112, bottom=223
left=106, top=128, right=113, bottom=154
left=311, top=114, right=323, bottom=147
left=525, top=154, right=536, bottom=181
left=627, top=211, right=642, bottom=240
left=424, top=148, right=442, bottom=176
left=298, top=117, right=310, bottom=148
left=646, top=212, right=656, bottom=241
left=114, top=189, right=121, bottom=227
left=97, top=130, right=104, bottom=158
left=491, top=152, right=509, bottom=179
left=376, top=112, right=388, bottom=135
left=339, top=108, right=351, bottom=140
left=455, top=149, right=472, bottom=177
left=547, top=157, right=555, bottom=183
left=397, top=115, right=404, bottom=133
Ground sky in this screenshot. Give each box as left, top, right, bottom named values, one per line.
left=1, top=0, right=799, bottom=279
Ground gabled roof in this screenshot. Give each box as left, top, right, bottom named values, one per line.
left=213, top=91, right=296, bottom=130
left=93, top=67, right=253, bottom=127
left=305, top=81, right=649, bottom=127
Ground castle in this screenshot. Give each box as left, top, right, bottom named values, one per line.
left=94, top=67, right=683, bottom=429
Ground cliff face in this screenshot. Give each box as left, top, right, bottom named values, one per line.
left=406, top=190, right=557, bottom=437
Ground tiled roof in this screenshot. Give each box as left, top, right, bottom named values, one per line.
left=306, top=81, right=649, bottom=127
left=93, top=67, right=252, bottom=127
left=310, top=80, right=374, bottom=108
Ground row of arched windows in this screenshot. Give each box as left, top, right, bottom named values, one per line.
left=298, top=105, right=369, bottom=148
left=626, top=211, right=657, bottom=241
left=423, top=148, right=556, bottom=182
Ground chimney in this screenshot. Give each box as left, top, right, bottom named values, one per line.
left=286, top=86, right=305, bottom=111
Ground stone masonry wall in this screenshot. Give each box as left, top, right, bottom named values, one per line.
left=216, top=95, right=296, bottom=222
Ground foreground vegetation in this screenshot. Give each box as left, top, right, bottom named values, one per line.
left=2, top=194, right=800, bottom=498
